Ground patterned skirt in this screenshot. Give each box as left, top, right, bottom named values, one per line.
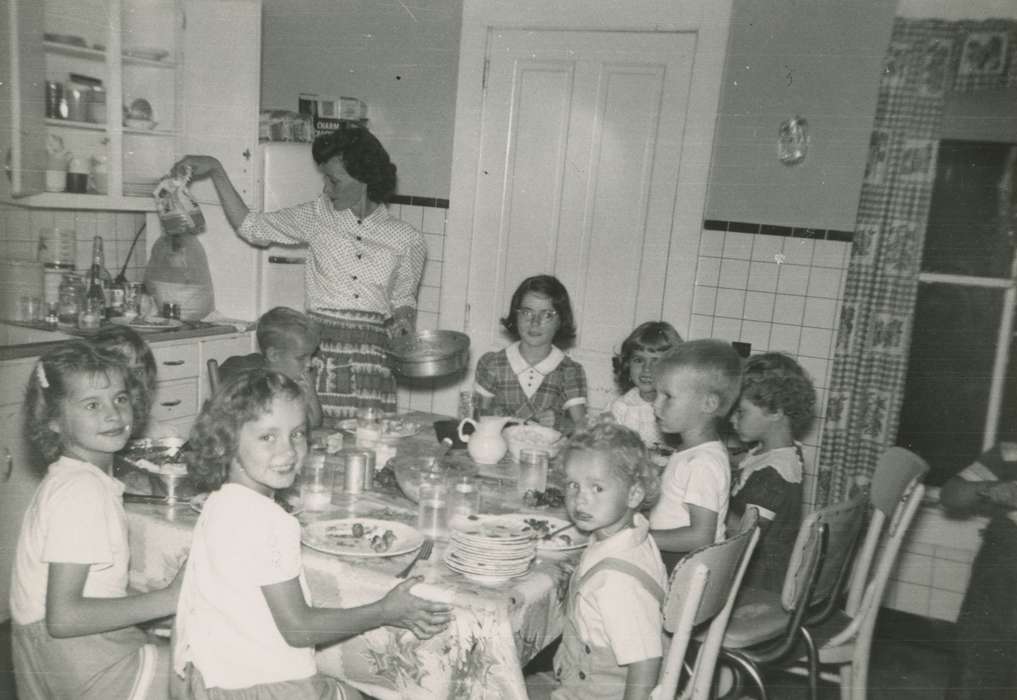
left=310, top=309, right=396, bottom=422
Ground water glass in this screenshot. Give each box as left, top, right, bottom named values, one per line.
left=447, top=475, right=480, bottom=530
left=300, top=448, right=333, bottom=511
left=416, top=470, right=448, bottom=539
left=355, top=406, right=383, bottom=448
left=517, top=448, right=549, bottom=497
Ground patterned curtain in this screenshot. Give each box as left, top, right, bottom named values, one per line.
left=815, top=18, right=1017, bottom=507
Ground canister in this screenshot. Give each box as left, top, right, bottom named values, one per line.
left=64, top=81, right=89, bottom=122
left=341, top=449, right=373, bottom=494
left=38, top=227, right=77, bottom=267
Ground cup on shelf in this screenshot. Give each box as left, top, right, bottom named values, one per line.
left=44, top=169, right=66, bottom=193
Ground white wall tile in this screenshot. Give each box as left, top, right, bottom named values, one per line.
left=719, top=258, right=750, bottom=289
left=884, top=581, right=931, bottom=617
left=699, top=231, right=724, bottom=257
left=743, top=291, right=775, bottom=322
left=715, top=288, right=745, bottom=318
left=739, top=320, right=771, bottom=351
left=423, top=232, right=444, bottom=263
left=722, top=231, right=754, bottom=260
left=892, top=551, right=934, bottom=585
left=777, top=264, right=810, bottom=295
left=933, top=545, right=977, bottom=564
left=932, top=557, right=971, bottom=593
left=747, top=260, right=779, bottom=292
left=421, top=207, right=446, bottom=235
left=798, top=327, right=833, bottom=358
left=398, top=205, right=424, bottom=230
left=421, top=259, right=443, bottom=288
left=688, top=314, right=714, bottom=339
left=769, top=323, right=802, bottom=353
left=807, top=266, right=843, bottom=299
left=696, top=257, right=721, bottom=286
left=781, top=237, right=814, bottom=266
left=773, top=294, right=805, bottom=325
left=417, top=285, right=441, bottom=314
left=417, top=310, right=439, bottom=331
left=797, top=356, right=829, bottom=389
left=803, top=297, right=838, bottom=329
left=751, top=234, right=783, bottom=262
left=692, top=286, right=717, bottom=316
left=812, top=239, right=848, bottom=268
left=928, top=588, right=964, bottom=622
left=712, top=317, right=742, bottom=341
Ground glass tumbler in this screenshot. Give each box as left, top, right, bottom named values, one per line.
left=355, top=406, right=383, bottom=448
left=446, top=475, right=480, bottom=530
left=517, top=448, right=550, bottom=498
left=416, top=470, right=448, bottom=539
left=300, top=448, right=333, bottom=511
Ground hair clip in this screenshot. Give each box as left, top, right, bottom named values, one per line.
left=36, top=363, right=49, bottom=388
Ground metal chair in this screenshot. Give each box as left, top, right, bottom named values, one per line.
left=717, top=490, right=869, bottom=700
left=786, top=447, right=929, bottom=700
left=206, top=358, right=221, bottom=394
left=655, top=508, right=761, bottom=700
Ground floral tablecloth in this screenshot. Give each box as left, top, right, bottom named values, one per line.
left=126, top=413, right=574, bottom=699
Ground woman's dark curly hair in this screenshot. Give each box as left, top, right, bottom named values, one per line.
left=740, top=352, right=817, bottom=440
left=185, top=368, right=305, bottom=492
left=91, top=325, right=157, bottom=438
left=311, top=121, right=398, bottom=203
left=25, top=341, right=147, bottom=468
left=499, top=274, right=577, bottom=346
left=560, top=419, right=661, bottom=511
left=612, top=321, right=683, bottom=391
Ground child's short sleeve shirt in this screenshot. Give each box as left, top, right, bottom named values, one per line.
left=10, top=457, right=129, bottom=625
left=649, top=441, right=730, bottom=542
left=608, top=388, right=663, bottom=448
left=174, top=484, right=316, bottom=689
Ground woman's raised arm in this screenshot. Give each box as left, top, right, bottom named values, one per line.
left=173, top=155, right=250, bottom=231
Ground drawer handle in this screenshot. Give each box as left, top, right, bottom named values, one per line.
left=162, top=360, right=186, bottom=366
left=160, top=399, right=183, bottom=407
left=2, top=448, right=12, bottom=482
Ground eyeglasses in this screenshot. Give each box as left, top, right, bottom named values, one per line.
left=516, top=308, right=559, bottom=325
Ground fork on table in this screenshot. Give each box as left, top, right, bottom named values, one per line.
left=396, top=539, right=434, bottom=578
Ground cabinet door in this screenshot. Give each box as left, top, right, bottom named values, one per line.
left=0, top=0, right=47, bottom=199
left=179, top=0, right=261, bottom=207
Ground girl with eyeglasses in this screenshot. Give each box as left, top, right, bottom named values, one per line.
left=474, top=275, right=588, bottom=434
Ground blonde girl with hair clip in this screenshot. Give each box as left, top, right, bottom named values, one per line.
left=11, top=341, right=184, bottom=700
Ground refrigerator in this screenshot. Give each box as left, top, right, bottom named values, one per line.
left=253, top=142, right=324, bottom=316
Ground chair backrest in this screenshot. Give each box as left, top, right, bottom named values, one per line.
left=781, top=493, right=865, bottom=612
left=206, top=358, right=221, bottom=394
left=656, top=509, right=761, bottom=700
left=844, top=447, right=930, bottom=614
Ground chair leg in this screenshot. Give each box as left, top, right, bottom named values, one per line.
left=839, top=665, right=852, bottom=700
left=850, top=658, right=868, bottom=700
left=800, top=628, right=819, bottom=700
left=723, top=652, right=767, bottom=700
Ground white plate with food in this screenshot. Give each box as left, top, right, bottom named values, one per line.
left=335, top=416, right=423, bottom=439
left=111, top=316, right=184, bottom=332
left=518, top=515, right=588, bottom=551
left=301, top=518, right=424, bottom=558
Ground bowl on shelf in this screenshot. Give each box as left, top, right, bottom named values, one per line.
left=124, top=118, right=157, bottom=130
left=503, top=424, right=564, bottom=462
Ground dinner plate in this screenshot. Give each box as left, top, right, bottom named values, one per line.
left=111, top=317, right=184, bottom=332
left=335, top=417, right=423, bottom=439
left=443, top=551, right=530, bottom=584
left=470, top=514, right=589, bottom=551
left=302, top=518, right=424, bottom=558
left=189, top=491, right=303, bottom=516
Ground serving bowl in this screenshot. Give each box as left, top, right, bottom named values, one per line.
left=390, top=454, right=475, bottom=503
left=503, top=424, right=564, bottom=462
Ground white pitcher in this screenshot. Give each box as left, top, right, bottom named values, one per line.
left=457, top=415, right=514, bottom=464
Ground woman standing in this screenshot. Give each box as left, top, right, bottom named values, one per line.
left=174, top=123, right=426, bottom=421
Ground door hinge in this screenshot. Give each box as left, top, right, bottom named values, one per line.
left=481, top=58, right=490, bottom=90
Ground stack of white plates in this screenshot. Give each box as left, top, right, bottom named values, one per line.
left=444, top=514, right=537, bottom=584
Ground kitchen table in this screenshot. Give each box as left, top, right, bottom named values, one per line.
left=125, top=412, right=574, bottom=699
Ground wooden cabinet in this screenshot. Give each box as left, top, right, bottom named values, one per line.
left=0, top=329, right=252, bottom=622
left=0, top=0, right=261, bottom=211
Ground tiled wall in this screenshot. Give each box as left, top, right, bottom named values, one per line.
left=0, top=204, right=150, bottom=282
left=689, top=220, right=853, bottom=510
left=386, top=198, right=449, bottom=415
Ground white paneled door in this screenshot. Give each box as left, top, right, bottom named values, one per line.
left=466, top=30, right=696, bottom=408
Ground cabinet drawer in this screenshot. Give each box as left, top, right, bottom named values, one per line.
left=152, top=343, right=199, bottom=382
left=151, top=379, right=198, bottom=422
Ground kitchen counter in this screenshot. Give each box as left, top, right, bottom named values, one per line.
left=0, top=320, right=241, bottom=361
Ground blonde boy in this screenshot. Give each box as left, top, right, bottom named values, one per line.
left=218, top=306, right=324, bottom=428
left=649, top=339, right=742, bottom=566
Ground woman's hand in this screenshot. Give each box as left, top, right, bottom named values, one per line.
left=172, top=155, right=223, bottom=180
left=379, top=578, right=452, bottom=639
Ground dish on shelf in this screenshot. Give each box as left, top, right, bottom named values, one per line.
left=111, top=316, right=183, bottom=332
left=124, top=47, right=170, bottom=61
left=43, top=33, right=87, bottom=47
left=124, top=118, right=158, bottom=130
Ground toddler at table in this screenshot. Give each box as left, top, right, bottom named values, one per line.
left=608, top=321, right=683, bottom=450
left=648, top=339, right=742, bottom=570
left=527, top=420, right=666, bottom=700
left=173, top=368, right=451, bottom=699
left=219, top=305, right=324, bottom=428
left=10, top=342, right=184, bottom=700
left=726, top=352, right=815, bottom=593
left=474, top=274, right=587, bottom=434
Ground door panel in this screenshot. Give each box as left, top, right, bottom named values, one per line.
left=469, top=30, right=696, bottom=408
left=0, top=0, right=47, bottom=200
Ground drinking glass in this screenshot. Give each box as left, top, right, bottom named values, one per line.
left=300, top=448, right=333, bottom=511
left=446, top=475, right=480, bottom=530
left=517, top=448, right=549, bottom=497
left=416, top=470, right=448, bottom=539
left=355, top=406, right=383, bottom=448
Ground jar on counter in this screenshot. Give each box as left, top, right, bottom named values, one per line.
left=56, top=273, right=85, bottom=325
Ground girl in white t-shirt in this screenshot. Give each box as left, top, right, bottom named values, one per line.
left=11, top=341, right=184, bottom=700
left=608, top=321, right=682, bottom=452
left=174, top=368, right=452, bottom=699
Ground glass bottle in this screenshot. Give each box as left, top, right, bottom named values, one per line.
left=88, top=236, right=113, bottom=312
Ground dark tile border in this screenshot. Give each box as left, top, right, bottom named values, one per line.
left=389, top=194, right=449, bottom=209
left=704, top=219, right=853, bottom=242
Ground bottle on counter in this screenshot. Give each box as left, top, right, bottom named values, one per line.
left=88, top=236, right=114, bottom=314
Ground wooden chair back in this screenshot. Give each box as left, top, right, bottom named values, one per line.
left=206, top=358, right=221, bottom=395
